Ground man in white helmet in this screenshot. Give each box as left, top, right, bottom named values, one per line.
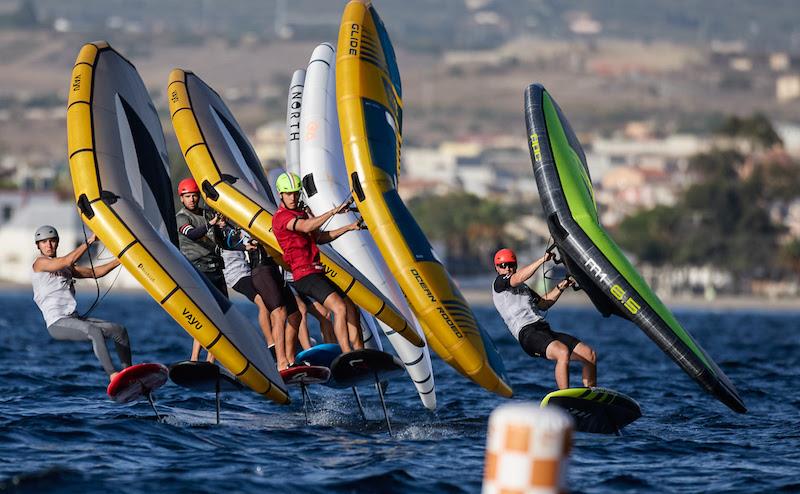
left=31, top=225, right=131, bottom=381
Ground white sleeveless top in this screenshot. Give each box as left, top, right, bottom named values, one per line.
left=492, top=274, right=543, bottom=340
left=221, top=250, right=250, bottom=288
left=32, top=258, right=78, bottom=327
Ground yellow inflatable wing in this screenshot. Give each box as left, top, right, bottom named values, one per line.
left=336, top=1, right=512, bottom=397
left=67, top=42, right=289, bottom=404
left=167, top=69, right=423, bottom=349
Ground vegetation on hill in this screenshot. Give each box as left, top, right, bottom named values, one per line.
left=615, top=115, right=800, bottom=277
left=409, top=192, right=518, bottom=274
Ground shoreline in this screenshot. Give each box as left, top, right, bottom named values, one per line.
left=459, top=288, right=800, bottom=312
left=4, top=279, right=799, bottom=312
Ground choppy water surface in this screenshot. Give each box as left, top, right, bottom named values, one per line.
left=0, top=290, right=798, bottom=493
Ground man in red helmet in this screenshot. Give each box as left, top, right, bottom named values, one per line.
left=175, top=177, right=230, bottom=361
left=492, top=248, right=597, bottom=390
left=175, top=177, right=227, bottom=295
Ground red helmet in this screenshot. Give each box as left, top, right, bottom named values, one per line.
left=494, top=248, right=517, bottom=266
left=177, top=177, right=199, bottom=195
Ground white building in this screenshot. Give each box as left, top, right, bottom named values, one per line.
left=0, top=192, right=83, bottom=284
left=0, top=191, right=141, bottom=290
left=590, top=134, right=707, bottom=163
left=402, top=147, right=457, bottom=183
left=402, top=141, right=538, bottom=200
left=776, top=74, right=800, bottom=102
left=776, top=122, right=800, bottom=157
left=456, top=159, right=497, bottom=197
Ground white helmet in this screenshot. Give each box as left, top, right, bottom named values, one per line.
left=34, top=225, right=59, bottom=243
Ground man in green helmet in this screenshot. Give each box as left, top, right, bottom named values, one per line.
left=272, top=172, right=364, bottom=367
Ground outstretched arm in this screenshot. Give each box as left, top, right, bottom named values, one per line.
left=537, top=277, right=575, bottom=310
left=73, top=259, right=121, bottom=279
left=316, top=221, right=362, bottom=244
left=33, top=234, right=96, bottom=273
left=508, top=251, right=554, bottom=287
left=290, top=198, right=353, bottom=234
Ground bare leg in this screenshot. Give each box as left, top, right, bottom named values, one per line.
left=307, top=300, right=335, bottom=343
left=270, top=306, right=290, bottom=369
left=291, top=311, right=311, bottom=350
left=271, top=308, right=288, bottom=370
left=344, top=297, right=364, bottom=350
left=191, top=339, right=202, bottom=361
left=322, top=292, right=352, bottom=353
left=293, top=295, right=311, bottom=348
left=570, top=342, right=597, bottom=387
left=545, top=341, right=570, bottom=390
left=254, top=295, right=274, bottom=347
left=273, top=307, right=295, bottom=365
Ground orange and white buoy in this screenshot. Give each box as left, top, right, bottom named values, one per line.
left=483, top=403, right=573, bottom=494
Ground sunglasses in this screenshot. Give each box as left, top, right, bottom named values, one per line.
left=497, top=262, right=517, bottom=269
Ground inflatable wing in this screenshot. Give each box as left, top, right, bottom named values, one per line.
left=524, top=83, right=745, bottom=413
left=337, top=0, right=511, bottom=397
left=300, top=42, right=436, bottom=409
left=67, top=42, right=289, bottom=404
left=285, top=69, right=305, bottom=176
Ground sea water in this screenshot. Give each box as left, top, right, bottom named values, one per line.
left=0, top=290, right=798, bottom=493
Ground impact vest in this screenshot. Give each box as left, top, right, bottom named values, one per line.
left=492, top=274, right=543, bottom=340
left=176, top=206, right=224, bottom=273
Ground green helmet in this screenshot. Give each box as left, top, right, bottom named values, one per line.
left=276, top=172, right=302, bottom=193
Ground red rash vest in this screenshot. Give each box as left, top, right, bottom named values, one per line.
left=272, top=205, right=324, bottom=281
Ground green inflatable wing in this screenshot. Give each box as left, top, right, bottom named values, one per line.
left=524, top=83, right=745, bottom=413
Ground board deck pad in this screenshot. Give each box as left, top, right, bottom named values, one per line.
left=541, top=387, right=641, bottom=434
left=280, top=365, right=331, bottom=386
left=296, top=344, right=342, bottom=368
left=107, top=363, right=168, bottom=403
left=168, top=361, right=244, bottom=392
left=328, top=349, right=405, bottom=389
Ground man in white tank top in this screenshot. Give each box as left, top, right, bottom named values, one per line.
left=31, top=225, right=131, bottom=381
left=491, top=248, right=597, bottom=390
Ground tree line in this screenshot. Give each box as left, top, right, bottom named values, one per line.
left=409, top=114, right=800, bottom=280
left=615, top=114, right=800, bottom=278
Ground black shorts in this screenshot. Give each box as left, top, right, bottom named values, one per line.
left=518, top=320, right=580, bottom=359
left=291, top=273, right=342, bottom=306
left=231, top=276, right=257, bottom=302
left=251, top=265, right=298, bottom=315
left=288, top=286, right=313, bottom=308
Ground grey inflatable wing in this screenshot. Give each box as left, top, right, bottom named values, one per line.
left=67, top=41, right=289, bottom=404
